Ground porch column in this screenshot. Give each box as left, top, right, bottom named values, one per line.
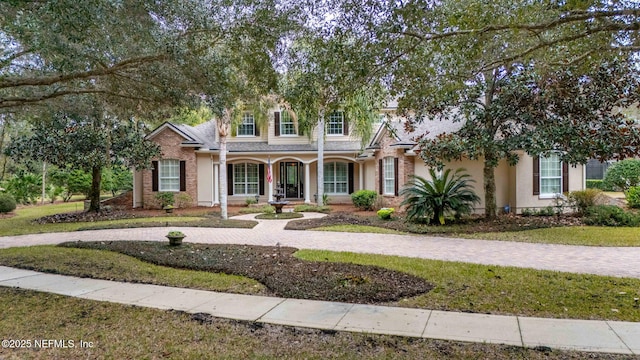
left=304, top=162, right=311, bottom=203
left=268, top=160, right=274, bottom=202
left=359, top=162, right=364, bottom=191
left=213, top=162, right=219, bottom=205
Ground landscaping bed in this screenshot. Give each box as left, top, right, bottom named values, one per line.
left=285, top=211, right=584, bottom=234
left=59, top=241, right=433, bottom=304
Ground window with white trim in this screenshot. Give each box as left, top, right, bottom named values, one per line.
left=233, top=163, right=259, bottom=195
left=237, top=112, right=255, bottom=136
left=327, top=111, right=344, bottom=135
left=383, top=157, right=395, bottom=195
left=324, top=162, right=348, bottom=194
left=279, top=110, right=296, bottom=135
left=540, top=153, right=562, bottom=197
left=159, top=159, right=180, bottom=192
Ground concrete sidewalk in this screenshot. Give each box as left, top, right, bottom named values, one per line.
left=1, top=265, right=638, bottom=355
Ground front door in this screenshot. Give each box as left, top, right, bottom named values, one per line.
left=284, top=162, right=299, bottom=198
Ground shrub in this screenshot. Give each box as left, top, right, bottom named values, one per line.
left=586, top=180, right=608, bottom=190
left=568, top=189, right=607, bottom=215
left=5, top=172, right=41, bottom=204
left=535, top=206, right=555, bottom=217
left=245, top=197, right=257, bottom=206
left=377, top=207, right=394, bottom=220
left=400, top=168, right=480, bottom=225
left=603, top=159, right=640, bottom=191
left=155, top=192, right=175, bottom=208
left=175, top=193, right=193, bottom=208
left=521, top=208, right=534, bottom=216
left=350, top=190, right=378, bottom=211
left=583, top=205, right=640, bottom=227
left=625, top=186, right=640, bottom=208
left=0, top=193, right=17, bottom=213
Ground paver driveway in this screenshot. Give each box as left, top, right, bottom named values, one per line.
left=1, top=212, right=640, bottom=279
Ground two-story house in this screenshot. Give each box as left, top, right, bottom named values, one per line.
left=133, top=105, right=586, bottom=213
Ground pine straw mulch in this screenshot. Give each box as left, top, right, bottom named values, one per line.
left=285, top=211, right=585, bottom=234
left=59, top=241, right=433, bottom=304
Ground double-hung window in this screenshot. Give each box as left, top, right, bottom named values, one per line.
left=327, top=112, right=344, bottom=135
left=159, top=159, right=180, bottom=192
left=234, top=163, right=259, bottom=195
left=540, top=153, right=562, bottom=197
left=324, top=162, right=348, bottom=194
left=279, top=110, right=296, bottom=135
left=237, top=112, right=255, bottom=136
left=383, top=157, right=396, bottom=195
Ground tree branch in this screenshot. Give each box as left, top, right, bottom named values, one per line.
left=0, top=54, right=169, bottom=89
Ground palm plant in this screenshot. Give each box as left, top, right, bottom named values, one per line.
left=400, top=168, right=480, bottom=225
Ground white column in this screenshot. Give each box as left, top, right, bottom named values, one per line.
left=268, top=161, right=274, bottom=202
left=359, top=162, right=364, bottom=191
left=304, top=162, right=311, bottom=203
left=213, top=163, right=219, bottom=205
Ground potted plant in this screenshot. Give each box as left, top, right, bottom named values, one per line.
left=163, top=204, right=175, bottom=213
left=166, top=230, right=185, bottom=246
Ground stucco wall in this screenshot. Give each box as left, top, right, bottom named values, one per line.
left=513, top=153, right=584, bottom=212
left=197, top=153, right=214, bottom=207
left=141, top=128, right=197, bottom=208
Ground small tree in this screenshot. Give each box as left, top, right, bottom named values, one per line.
left=400, top=168, right=480, bottom=225
left=603, top=159, right=640, bottom=191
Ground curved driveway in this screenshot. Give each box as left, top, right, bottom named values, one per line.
left=1, top=213, right=640, bottom=279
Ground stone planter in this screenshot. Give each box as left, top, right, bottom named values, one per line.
left=166, top=235, right=185, bottom=246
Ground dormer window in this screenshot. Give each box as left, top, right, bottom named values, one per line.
left=327, top=111, right=348, bottom=135
left=279, top=110, right=296, bottom=135
left=237, top=112, right=255, bottom=136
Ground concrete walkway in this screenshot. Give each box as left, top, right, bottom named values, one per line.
left=1, top=212, right=640, bottom=355
left=1, top=266, right=639, bottom=355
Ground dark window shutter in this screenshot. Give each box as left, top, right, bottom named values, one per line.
left=259, top=164, right=265, bottom=195
left=378, top=159, right=383, bottom=194
left=562, top=162, right=569, bottom=193
left=533, top=156, right=540, bottom=195
left=254, top=123, right=260, bottom=137
left=274, top=112, right=280, bottom=136
left=227, top=164, right=233, bottom=195
left=348, top=163, right=354, bottom=194
left=152, top=161, right=158, bottom=192
left=394, top=157, right=399, bottom=196
left=179, top=161, right=186, bottom=191
left=343, top=117, right=349, bottom=135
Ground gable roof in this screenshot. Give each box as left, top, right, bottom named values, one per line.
left=368, top=117, right=464, bottom=150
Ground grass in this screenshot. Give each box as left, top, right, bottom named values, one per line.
left=0, top=202, right=256, bottom=236
left=0, top=246, right=265, bottom=294
left=463, top=226, right=640, bottom=246
left=311, top=224, right=405, bottom=234
left=255, top=212, right=303, bottom=220
left=2, top=245, right=639, bottom=322
left=0, top=288, right=613, bottom=360
left=295, top=250, right=640, bottom=322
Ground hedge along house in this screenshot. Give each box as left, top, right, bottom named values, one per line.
left=133, top=108, right=378, bottom=208
left=363, top=116, right=586, bottom=214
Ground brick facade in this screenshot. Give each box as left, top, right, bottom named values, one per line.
left=142, top=128, right=197, bottom=208
left=374, top=130, right=415, bottom=208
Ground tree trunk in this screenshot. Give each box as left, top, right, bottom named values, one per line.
left=218, top=111, right=231, bottom=220
left=483, top=156, right=497, bottom=219
left=88, top=165, right=102, bottom=212
left=316, top=110, right=325, bottom=206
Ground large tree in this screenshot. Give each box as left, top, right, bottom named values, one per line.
left=282, top=30, right=386, bottom=206
left=6, top=101, right=159, bottom=212
left=414, top=61, right=640, bottom=217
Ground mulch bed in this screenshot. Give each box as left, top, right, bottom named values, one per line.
left=60, top=241, right=434, bottom=304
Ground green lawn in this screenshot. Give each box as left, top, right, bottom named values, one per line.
left=0, top=202, right=228, bottom=236
left=2, top=245, right=639, bottom=322
left=295, top=250, right=640, bottom=322
left=311, top=224, right=405, bottom=234
left=463, top=226, right=640, bottom=246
